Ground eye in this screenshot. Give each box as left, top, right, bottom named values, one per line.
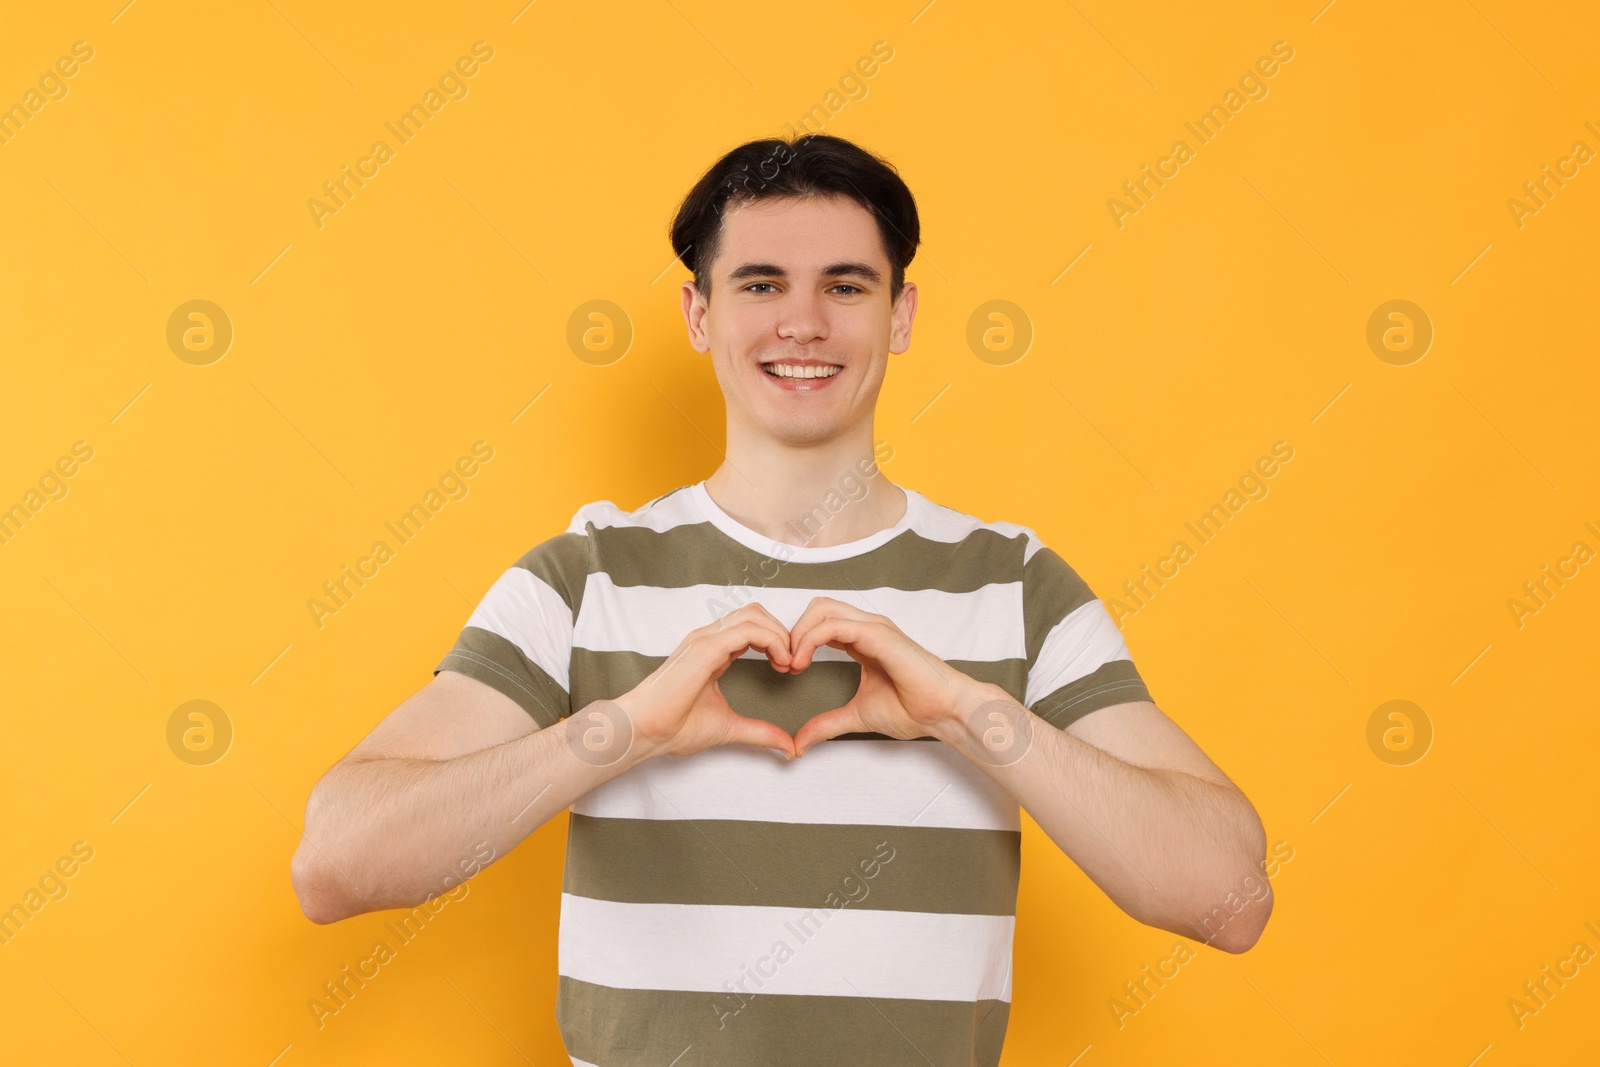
left=829, top=284, right=863, bottom=295
left=745, top=282, right=778, bottom=294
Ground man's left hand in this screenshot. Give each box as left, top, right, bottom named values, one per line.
left=787, top=597, right=999, bottom=757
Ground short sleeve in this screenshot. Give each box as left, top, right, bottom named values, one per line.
left=1022, top=541, right=1153, bottom=729
left=434, top=526, right=591, bottom=729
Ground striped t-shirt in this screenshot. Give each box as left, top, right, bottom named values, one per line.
left=435, top=480, right=1153, bottom=1067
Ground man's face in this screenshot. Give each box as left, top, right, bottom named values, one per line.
left=681, top=194, right=917, bottom=447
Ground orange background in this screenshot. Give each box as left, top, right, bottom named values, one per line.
left=2, top=1, right=1597, bottom=1063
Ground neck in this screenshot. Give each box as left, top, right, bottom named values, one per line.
left=704, top=419, right=904, bottom=549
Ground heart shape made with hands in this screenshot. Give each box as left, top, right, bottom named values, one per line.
left=735, top=596, right=990, bottom=758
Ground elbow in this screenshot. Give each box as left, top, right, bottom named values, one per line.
left=291, top=840, right=357, bottom=924
left=1216, top=849, right=1275, bottom=953
left=1213, top=801, right=1272, bottom=953
left=1212, top=887, right=1272, bottom=953
left=290, top=789, right=364, bottom=925
left=1175, top=814, right=1274, bottom=953
left=1217, top=846, right=1274, bottom=953
left=1172, top=884, right=1273, bottom=954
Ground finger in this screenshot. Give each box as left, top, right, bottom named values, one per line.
left=721, top=712, right=798, bottom=758
left=792, top=615, right=885, bottom=672
left=682, top=608, right=793, bottom=671
left=700, top=617, right=795, bottom=675
left=786, top=595, right=838, bottom=637
left=721, top=604, right=796, bottom=667
left=656, top=617, right=783, bottom=694
left=737, top=599, right=790, bottom=632
left=793, top=703, right=865, bottom=757
left=702, top=604, right=787, bottom=644
left=734, top=602, right=797, bottom=671
left=786, top=596, right=859, bottom=654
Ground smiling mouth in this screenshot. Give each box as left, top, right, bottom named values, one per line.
left=760, top=362, right=842, bottom=379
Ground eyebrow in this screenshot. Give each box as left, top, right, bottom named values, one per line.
left=725, top=261, right=883, bottom=286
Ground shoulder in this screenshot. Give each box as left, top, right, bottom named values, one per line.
left=907, top=487, right=1058, bottom=569
left=497, top=487, right=695, bottom=613
left=563, top=483, right=696, bottom=537
left=914, top=490, right=1098, bottom=614
left=538, top=485, right=704, bottom=575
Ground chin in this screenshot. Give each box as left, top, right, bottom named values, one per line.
left=761, top=415, right=844, bottom=446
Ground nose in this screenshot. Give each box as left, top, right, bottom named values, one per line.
left=775, top=288, right=828, bottom=346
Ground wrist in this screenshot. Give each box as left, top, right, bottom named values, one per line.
left=929, top=680, right=1011, bottom=742
left=563, top=697, right=661, bottom=774
left=931, top=683, right=1036, bottom=766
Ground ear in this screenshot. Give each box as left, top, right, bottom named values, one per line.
left=681, top=280, right=711, bottom=353
left=889, top=281, right=918, bottom=354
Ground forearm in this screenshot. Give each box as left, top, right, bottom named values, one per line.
left=934, top=691, right=1269, bottom=951
left=294, top=708, right=641, bottom=922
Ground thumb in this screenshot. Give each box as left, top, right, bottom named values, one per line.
left=793, top=703, right=863, bottom=757
left=721, top=713, right=798, bottom=759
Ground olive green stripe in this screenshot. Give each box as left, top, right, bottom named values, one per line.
left=511, top=529, right=591, bottom=616
left=1021, top=545, right=1098, bottom=666
left=581, top=519, right=1028, bottom=593
left=1032, top=659, right=1152, bottom=729
left=443, top=615, right=1133, bottom=733
left=435, top=627, right=567, bottom=727
left=461, top=504, right=1138, bottom=730
left=557, top=976, right=1010, bottom=1067
left=570, top=650, right=1026, bottom=733
left=564, top=815, right=1020, bottom=914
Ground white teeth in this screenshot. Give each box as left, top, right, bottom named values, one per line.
left=762, top=363, right=840, bottom=379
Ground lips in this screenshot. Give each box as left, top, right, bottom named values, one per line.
left=761, top=362, right=842, bottom=380
left=758, top=361, right=844, bottom=391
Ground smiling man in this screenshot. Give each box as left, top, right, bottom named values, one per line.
left=290, top=134, right=1272, bottom=1066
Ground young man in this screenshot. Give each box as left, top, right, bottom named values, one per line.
left=291, top=134, right=1272, bottom=1066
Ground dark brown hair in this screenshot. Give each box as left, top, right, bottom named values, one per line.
left=669, top=133, right=920, bottom=303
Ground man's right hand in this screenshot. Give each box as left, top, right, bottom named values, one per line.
left=609, top=602, right=799, bottom=760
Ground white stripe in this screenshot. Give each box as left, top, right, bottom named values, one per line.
left=573, top=739, right=1019, bottom=831
left=467, top=566, right=573, bottom=692
left=570, top=485, right=1042, bottom=556
left=559, top=894, right=1014, bottom=1002
left=690, top=481, right=928, bottom=563
left=570, top=1059, right=601, bottom=1067
left=573, top=574, right=1025, bottom=662
left=1024, top=598, right=1131, bottom=707
left=569, top=490, right=700, bottom=537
